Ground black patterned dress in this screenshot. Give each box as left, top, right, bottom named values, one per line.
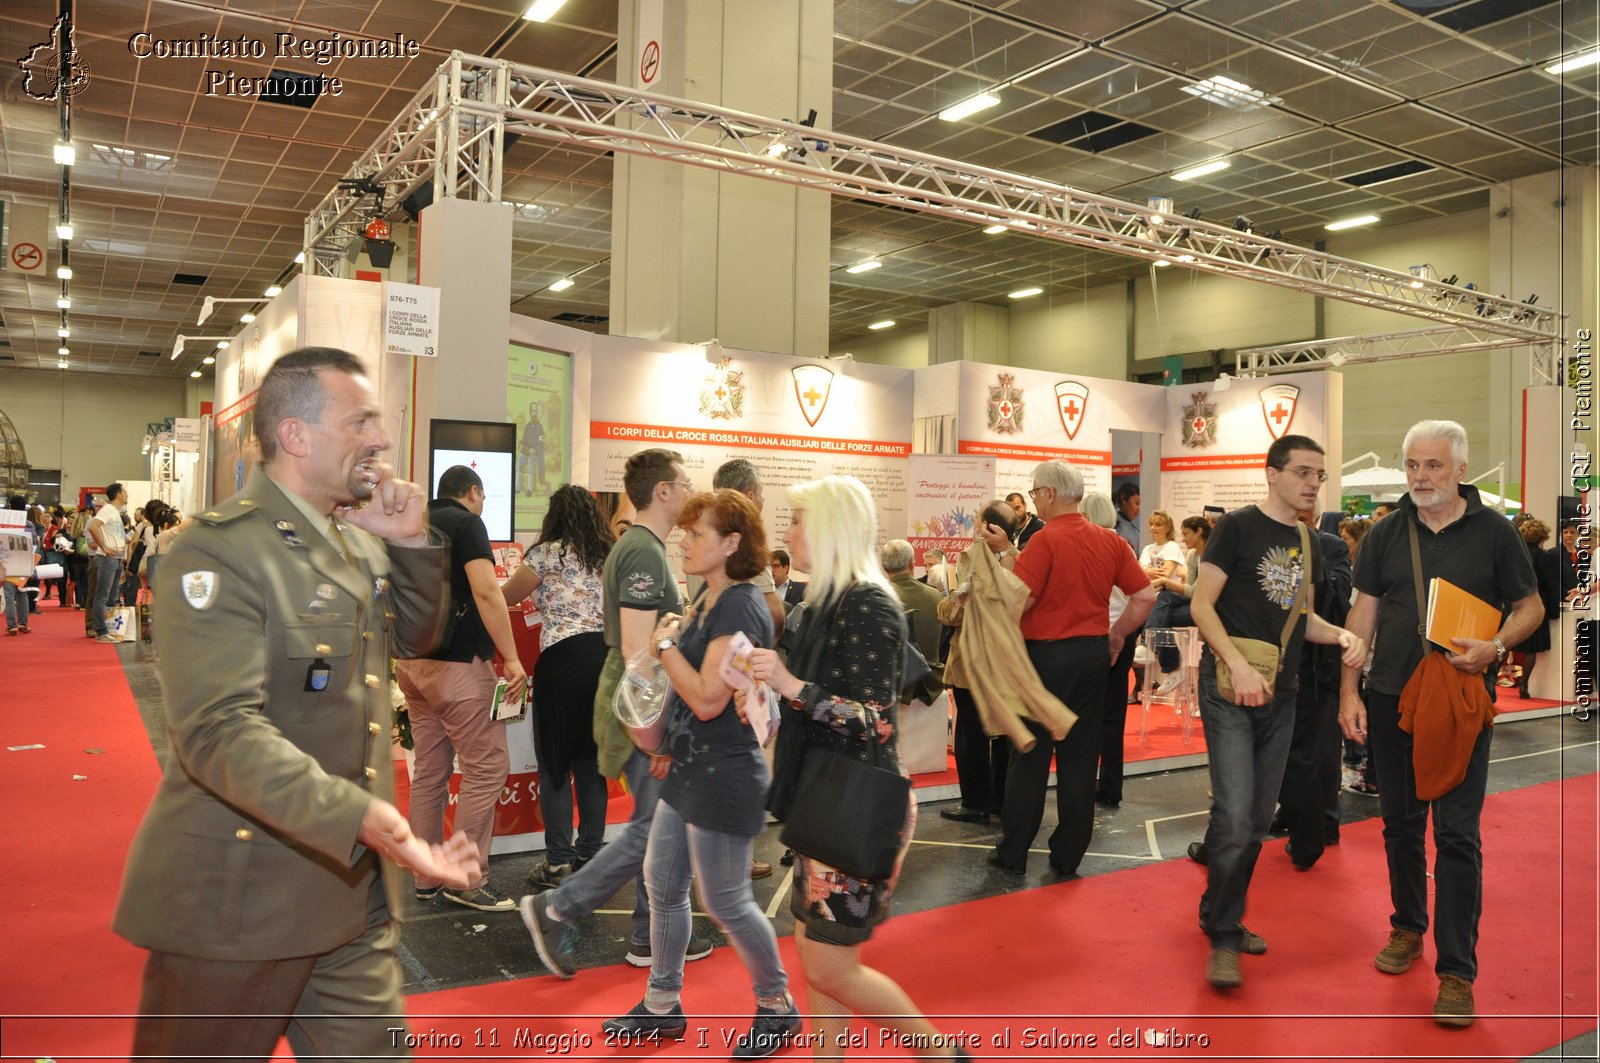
left=772, top=583, right=915, bottom=946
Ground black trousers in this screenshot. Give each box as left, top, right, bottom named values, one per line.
left=1096, top=633, right=1139, bottom=803
left=950, top=685, right=1008, bottom=814
left=1367, top=689, right=1492, bottom=982
left=996, top=636, right=1109, bottom=873
left=1278, top=667, right=1342, bottom=865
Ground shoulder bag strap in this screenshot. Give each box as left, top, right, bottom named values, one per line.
left=1276, top=521, right=1313, bottom=659
left=1407, top=519, right=1428, bottom=637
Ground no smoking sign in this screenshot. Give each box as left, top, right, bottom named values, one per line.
left=640, top=39, right=660, bottom=85
left=10, top=241, right=43, bottom=272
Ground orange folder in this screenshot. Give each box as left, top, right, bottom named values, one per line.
left=1425, top=577, right=1501, bottom=650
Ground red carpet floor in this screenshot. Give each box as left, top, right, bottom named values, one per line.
left=3, top=601, right=1594, bottom=1060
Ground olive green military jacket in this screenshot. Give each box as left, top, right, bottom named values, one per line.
left=113, top=468, right=447, bottom=960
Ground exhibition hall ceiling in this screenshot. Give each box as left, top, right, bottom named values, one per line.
left=0, top=0, right=1595, bottom=377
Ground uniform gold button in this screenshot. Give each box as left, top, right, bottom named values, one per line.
left=365, top=674, right=380, bottom=688
left=364, top=766, right=378, bottom=780
left=363, top=631, right=373, bottom=642
left=316, top=643, right=332, bottom=655
left=235, top=828, right=253, bottom=841
left=385, top=612, right=396, bottom=621
left=368, top=721, right=382, bottom=735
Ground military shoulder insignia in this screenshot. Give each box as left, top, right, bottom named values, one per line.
left=181, top=570, right=218, bottom=610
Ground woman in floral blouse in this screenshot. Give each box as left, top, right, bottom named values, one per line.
left=748, top=475, right=971, bottom=1062
left=502, top=485, right=614, bottom=889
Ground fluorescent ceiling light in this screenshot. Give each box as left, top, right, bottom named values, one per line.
left=240, top=313, right=256, bottom=323
left=54, top=139, right=75, bottom=165
left=1173, top=159, right=1230, bottom=182
left=548, top=277, right=575, bottom=292
left=939, top=92, right=1000, bottom=122
left=1325, top=213, right=1380, bottom=231
left=1546, top=48, right=1600, bottom=75
left=264, top=285, right=282, bottom=297
left=1154, top=259, right=1172, bottom=268
left=190, top=370, right=202, bottom=379
left=216, top=340, right=230, bottom=349
left=56, top=266, right=72, bottom=279
left=1181, top=75, right=1281, bottom=109
left=56, top=296, right=71, bottom=309
left=58, top=346, right=69, bottom=356
left=56, top=222, right=72, bottom=240
left=845, top=260, right=882, bottom=274
left=982, top=224, right=1007, bottom=235
left=867, top=319, right=896, bottom=330
left=57, top=326, right=69, bottom=337
left=57, top=360, right=69, bottom=369
left=1008, top=287, right=1043, bottom=299
left=523, top=0, right=568, bottom=21
left=203, top=356, right=216, bottom=365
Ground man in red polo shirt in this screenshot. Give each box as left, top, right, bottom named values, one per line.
left=979, top=460, right=1155, bottom=876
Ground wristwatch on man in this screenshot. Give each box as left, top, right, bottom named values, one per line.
left=1491, top=636, right=1507, bottom=659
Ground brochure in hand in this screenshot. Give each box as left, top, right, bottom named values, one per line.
left=720, top=630, right=781, bottom=747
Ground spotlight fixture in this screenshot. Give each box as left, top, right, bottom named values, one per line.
left=190, top=370, right=202, bottom=379
left=58, top=346, right=69, bottom=356
left=982, top=224, right=1007, bottom=235
left=362, top=216, right=395, bottom=268
left=58, top=360, right=69, bottom=369
left=867, top=319, right=896, bottom=330
left=294, top=251, right=306, bottom=264
left=198, top=296, right=266, bottom=325
left=171, top=334, right=235, bottom=361
left=203, top=356, right=216, bottom=365
left=1232, top=216, right=1254, bottom=233
left=1213, top=372, right=1233, bottom=392
left=1154, top=259, right=1172, bottom=268
left=939, top=92, right=1001, bottom=122
left=57, top=326, right=69, bottom=338
left=1325, top=214, right=1379, bottom=232
left=1173, top=159, right=1229, bottom=182
left=547, top=277, right=575, bottom=292
left=56, top=296, right=71, bottom=309
left=1146, top=196, right=1175, bottom=223
left=1407, top=263, right=1437, bottom=289
left=56, top=222, right=73, bottom=240
left=54, top=139, right=75, bottom=166
left=215, top=340, right=230, bottom=349
left=1326, top=351, right=1349, bottom=368
left=264, top=284, right=283, bottom=298
left=239, top=313, right=256, bottom=323
left=1183, top=206, right=1203, bottom=220
left=845, top=260, right=882, bottom=274
left=57, top=265, right=72, bottom=280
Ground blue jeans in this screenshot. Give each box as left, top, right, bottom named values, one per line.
left=90, top=555, right=124, bottom=635
left=1197, top=664, right=1296, bottom=950
left=546, top=748, right=656, bottom=946
left=542, top=758, right=608, bottom=866
left=1368, top=690, right=1492, bottom=982
left=3, top=583, right=25, bottom=629
left=644, top=800, right=787, bottom=1000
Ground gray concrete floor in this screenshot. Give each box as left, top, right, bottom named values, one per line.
left=116, top=643, right=1598, bottom=1058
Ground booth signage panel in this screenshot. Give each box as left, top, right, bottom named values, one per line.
left=383, top=281, right=440, bottom=358
left=172, top=417, right=202, bottom=453
left=906, top=455, right=995, bottom=565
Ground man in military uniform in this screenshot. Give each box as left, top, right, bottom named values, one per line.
left=114, top=347, right=476, bottom=1059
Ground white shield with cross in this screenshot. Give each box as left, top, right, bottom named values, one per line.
left=1259, top=383, right=1300, bottom=440
left=791, top=365, right=834, bottom=427
left=1054, top=380, right=1089, bottom=440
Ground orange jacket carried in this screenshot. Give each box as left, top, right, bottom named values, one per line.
left=1397, top=651, right=1497, bottom=800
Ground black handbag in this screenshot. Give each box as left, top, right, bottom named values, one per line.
left=778, top=704, right=911, bottom=880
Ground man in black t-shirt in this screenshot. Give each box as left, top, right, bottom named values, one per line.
left=1339, top=420, right=1541, bottom=1028
left=395, top=465, right=527, bottom=912
left=1188, top=435, right=1364, bottom=992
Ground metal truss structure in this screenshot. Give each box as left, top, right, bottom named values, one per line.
left=304, top=54, right=1562, bottom=346
left=144, top=418, right=175, bottom=504
left=1237, top=326, right=1561, bottom=385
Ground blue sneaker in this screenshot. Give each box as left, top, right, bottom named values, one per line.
left=601, top=1000, right=688, bottom=1041
left=732, top=1001, right=802, bottom=1059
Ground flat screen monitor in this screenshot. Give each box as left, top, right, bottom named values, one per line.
left=429, top=419, right=516, bottom=541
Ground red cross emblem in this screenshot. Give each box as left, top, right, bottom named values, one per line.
left=1054, top=380, right=1089, bottom=440
left=1258, top=383, right=1300, bottom=440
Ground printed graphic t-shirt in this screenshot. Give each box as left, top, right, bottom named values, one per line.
left=602, top=523, right=682, bottom=650
left=1201, top=505, right=1323, bottom=677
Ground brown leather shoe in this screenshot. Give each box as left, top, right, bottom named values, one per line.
left=1433, top=974, right=1475, bottom=1027
left=1375, top=929, right=1424, bottom=974
left=1205, top=946, right=1241, bottom=989
left=750, top=861, right=773, bottom=880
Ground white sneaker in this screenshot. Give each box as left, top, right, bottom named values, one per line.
left=1132, top=645, right=1151, bottom=665
left=1156, top=671, right=1183, bottom=695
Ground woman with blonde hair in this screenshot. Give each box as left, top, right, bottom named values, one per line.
left=748, top=475, right=970, bottom=1062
